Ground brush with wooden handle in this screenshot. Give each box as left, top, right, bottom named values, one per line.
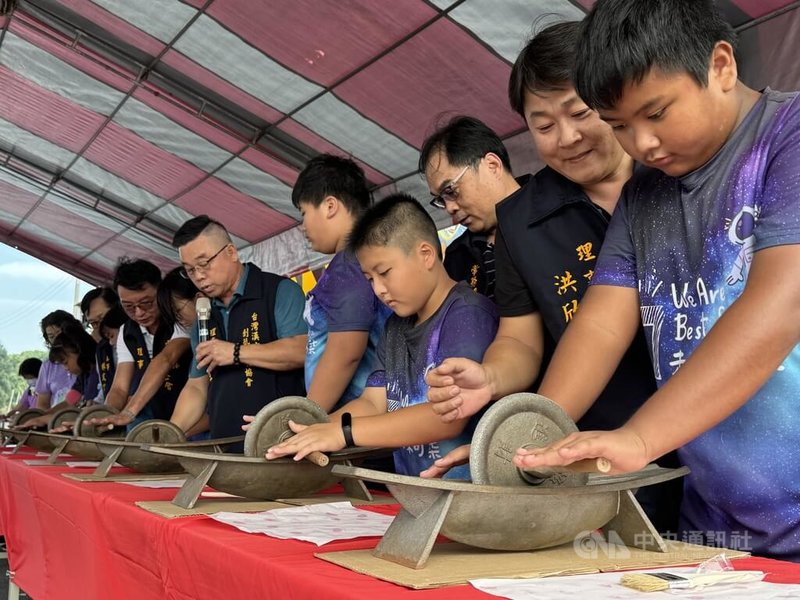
left=620, top=570, right=765, bottom=592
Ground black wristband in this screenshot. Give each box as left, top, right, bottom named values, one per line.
left=341, top=412, right=355, bottom=448
left=233, top=342, right=241, bottom=365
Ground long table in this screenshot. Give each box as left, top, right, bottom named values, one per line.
left=1, top=449, right=798, bottom=599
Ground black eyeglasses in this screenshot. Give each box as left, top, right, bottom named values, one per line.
left=181, top=244, right=230, bottom=278
left=429, top=166, right=469, bottom=210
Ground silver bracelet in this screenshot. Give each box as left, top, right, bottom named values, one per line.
left=121, top=409, right=136, bottom=419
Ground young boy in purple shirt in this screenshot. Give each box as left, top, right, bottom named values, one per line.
left=514, top=0, right=800, bottom=561
left=291, top=155, right=390, bottom=411
left=266, top=194, right=498, bottom=479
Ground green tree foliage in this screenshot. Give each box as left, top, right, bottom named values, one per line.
left=0, top=344, right=48, bottom=414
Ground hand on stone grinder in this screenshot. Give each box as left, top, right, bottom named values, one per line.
left=425, top=358, right=493, bottom=423
left=419, top=444, right=470, bottom=478
left=264, top=420, right=344, bottom=462
left=513, top=427, right=648, bottom=475
left=13, top=415, right=49, bottom=430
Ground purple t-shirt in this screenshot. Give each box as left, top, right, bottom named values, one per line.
left=366, top=282, right=498, bottom=479
left=17, top=387, right=36, bottom=409
left=303, top=250, right=390, bottom=408
left=593, top=89, right=800, bottom=561
left=35, top=360, right=76, bottom=407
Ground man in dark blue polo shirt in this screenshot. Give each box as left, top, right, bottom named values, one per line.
left=424, top=21, right=680, bottom=531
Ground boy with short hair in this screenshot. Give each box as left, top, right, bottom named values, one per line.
left=266, top=194, right=498, bottom=479
left=515, top=0, right=800, bottom=561
left=291, top=155, right=390, bottom=411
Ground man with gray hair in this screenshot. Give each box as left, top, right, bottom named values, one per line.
left=170, top=215, right=307, bottom=445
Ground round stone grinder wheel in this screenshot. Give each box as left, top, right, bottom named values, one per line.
left=125, top=419, right=186, bottom=445
left=244, top=396, right=329, bottom=458
left=48, top=406, right=81, bottom=431
left=73, top=405, right=123, bottom=438
left=470, top=393, right=588, bottom=487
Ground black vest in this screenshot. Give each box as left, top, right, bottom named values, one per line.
left=122, top=320, right=192, bottom=420
left=444, top=230, right=491, bottom=297
left=206, top=264, right=305, bottom=441
left=96, top=338, right=116, bottom=398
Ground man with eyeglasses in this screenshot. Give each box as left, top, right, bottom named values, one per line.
left=95, top=258, right=193, bottom=429
left=169, top=215, right=306, bottom=447
left=420, top=116, right=523, bottom=301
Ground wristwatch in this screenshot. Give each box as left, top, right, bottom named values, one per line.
left=340, top=412, right=355, bottom=447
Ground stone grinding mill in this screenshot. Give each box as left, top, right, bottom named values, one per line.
left=332, top=393, right=688, bottom=568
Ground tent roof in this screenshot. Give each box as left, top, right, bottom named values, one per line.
left=0, top=0, right=798, bottom=284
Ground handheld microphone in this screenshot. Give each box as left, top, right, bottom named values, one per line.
left=196, top=297, right=212, bottom=342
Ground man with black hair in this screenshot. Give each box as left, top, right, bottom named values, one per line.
left=420, top=116, right=520, bottom=300
left=95, top=259, right=192, bottom=429
left=80, top=287, right=119, bottom=398
left=170, top=215, right=306, bottom=444
left=512, top=0, right=800, bottom=561
left=284, top=154, right=390, bottom=412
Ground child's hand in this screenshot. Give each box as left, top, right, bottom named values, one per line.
left=420, top=444, right=470, bottom=478
left=265, top=420, right=345, bottom=461
left=512, top=427, right=651, bottom=475
left=241, top=414, right=254, bottom=432
left=425, top=358, right=492, bottom=423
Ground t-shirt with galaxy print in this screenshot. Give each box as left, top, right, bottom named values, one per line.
left=365, top=281, right=498, bottom=480
left=593, top=89, right=800, bottom=561
left=303, top=250, right=391, bottom=410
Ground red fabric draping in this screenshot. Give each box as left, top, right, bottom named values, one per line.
left=0, top=449, right=798, bottom=599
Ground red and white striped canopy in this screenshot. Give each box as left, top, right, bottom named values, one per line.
left=1, top=0, right=798, bottom=283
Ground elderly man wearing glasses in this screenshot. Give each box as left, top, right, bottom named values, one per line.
left=421, top=116, right=523, bottom=302
left=92, top=259, right=193, bottom=430
left=167, top=215, right=307, bottom=448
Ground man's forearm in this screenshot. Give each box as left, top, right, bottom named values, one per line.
left=239, top=335, right=307, bottom=371
left=170, top=380, right=208, bottom=432
left=104, top=387, right=128, bottom=411
left=484, top=336, right=543, bottom=401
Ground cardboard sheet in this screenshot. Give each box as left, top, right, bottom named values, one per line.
left=316, top=541, right=749, bottom=589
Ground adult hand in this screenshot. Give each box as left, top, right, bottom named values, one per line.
left=425, top=358, right=492, bottom=423
left=49, top=420, right=75, bottom=434
left=420, top=444, right=470, bottom=478
left=512, top=427, right=651, bottom=475
left=264, top=421, right=344, bottom=461
left=196, top=339, right=235, bottom=373
left=89, top=411, right=135, bottom=430
left=241, top=414, right=254, bottom=432
left=14, top=415, right=50, bottom=430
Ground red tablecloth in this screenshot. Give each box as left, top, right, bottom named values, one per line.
left=0, top=448, right=798, bottom=599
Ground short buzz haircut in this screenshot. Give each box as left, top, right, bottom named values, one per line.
left=112, top=258, right=162, bottom=292
left=575, top=0, right=737, bottom=111
left=291, top=154, right=371, bottom=215
left=172, top=215, right=232, bottom=248
left=508, top=21, right=582, bottom=117
left=418, top=116, right=512, bottom=175
left=348, top=193, right=442, bottom=260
